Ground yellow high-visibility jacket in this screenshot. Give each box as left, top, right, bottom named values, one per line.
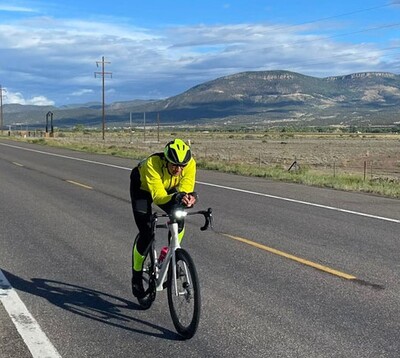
left=137, top=153, right=196, bottom=205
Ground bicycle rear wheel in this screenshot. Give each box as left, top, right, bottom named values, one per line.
left=132, top=234, right=156, bottom=309
left=167, top=248, right=201, bottom=339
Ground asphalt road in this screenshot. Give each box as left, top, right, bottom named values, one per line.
left=1, top=139, right=399, bottom=358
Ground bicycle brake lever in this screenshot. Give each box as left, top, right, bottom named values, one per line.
left=200, top=208, right=213, bottom=231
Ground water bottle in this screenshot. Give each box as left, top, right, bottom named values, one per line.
left=158, top=246, right=168, bottom=264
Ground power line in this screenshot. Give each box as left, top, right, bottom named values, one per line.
left=298, top=22, right=400, bottom=44
left=249, top=3, right=400, bottom=70
left=258, top=22, right=400, bottom=52
left=271, top=3, right=394, bottom=31
left=239, top=22, right=400, bottom=72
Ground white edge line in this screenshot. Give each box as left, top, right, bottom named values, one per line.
left=195, top=181, right=400, bottom=224
left=0, top=269, right=62, bottom=358
left=2, top=142, right=399, bottom=224
left=0, top=142, right=128, bottom=170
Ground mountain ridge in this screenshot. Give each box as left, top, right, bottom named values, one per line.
left=3, top=70, right=400, bottom=128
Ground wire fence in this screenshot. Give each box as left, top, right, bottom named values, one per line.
left=197, top=152, right=400, bottom=180
left=6, top=129, right=400, bottom=181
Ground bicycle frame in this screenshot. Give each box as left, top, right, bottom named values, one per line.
left=155, top=220, right=180, bottom=292
left=151, top=208, right=212, bottom=292
left=135, top=206, right=212, bottom=338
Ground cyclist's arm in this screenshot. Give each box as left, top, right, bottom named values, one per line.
left=140, top=158, right=172, bottom=205
left=178, top=159, right=197, bottom=207
left=178, top=158, right=196, bottom=193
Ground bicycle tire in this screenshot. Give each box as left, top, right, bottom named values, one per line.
left=132, top=234, right=156, bottom=309
left=167, top=248, right=201, bottom=339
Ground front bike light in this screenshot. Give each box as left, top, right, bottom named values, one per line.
left=174, top=210, right=187, bottom=219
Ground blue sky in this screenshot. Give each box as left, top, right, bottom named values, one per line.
left=0, top=0, right=399, bottom=106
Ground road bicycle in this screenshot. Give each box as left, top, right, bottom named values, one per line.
left=132, top=205, right=213, bottom=339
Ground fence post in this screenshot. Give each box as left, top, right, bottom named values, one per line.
left=364, top=161, right=367, bottom=181
left=371, top=161, right=374, bottom=179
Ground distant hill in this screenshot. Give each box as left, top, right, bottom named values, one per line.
left=3, top=70, right=400, bottom=129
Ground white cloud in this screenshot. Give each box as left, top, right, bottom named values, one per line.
left=0, top=5, right=37, bottom=13
left=0, top=12, right=398, bottom=105
left=27, top=95, right=55, bottom=106
left=5, top=90, right=54, bottom=105
left=71, top=89, right=93, bottom=96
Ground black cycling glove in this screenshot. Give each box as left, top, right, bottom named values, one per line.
left=173, top=192, right=187, bottom=205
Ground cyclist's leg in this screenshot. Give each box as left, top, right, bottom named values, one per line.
left=177, top=220, right=185, bottom=243
left=131, top=208, right=153, bottom=297
left=132, top=208, right=152, bottom=262
left=130, top=168, right=153, bottom=297
left=158, top=198, right=186, bottom=244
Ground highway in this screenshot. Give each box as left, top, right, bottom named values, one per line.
left=1, top=139, right=399, bottom=358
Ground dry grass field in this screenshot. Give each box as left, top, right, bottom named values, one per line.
left=4, top=129, right=400, bottom=197
left=51, top=130, right=399, bottom=180
left=188, top=132, right=400, bottom=179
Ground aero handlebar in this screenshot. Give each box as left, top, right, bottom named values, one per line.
left=154, top=207, right=213, bottom=231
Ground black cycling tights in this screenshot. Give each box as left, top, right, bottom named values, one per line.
left=130, top=167, right=179, bottom=255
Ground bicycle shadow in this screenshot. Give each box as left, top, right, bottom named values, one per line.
left=2, top=269, right=184, bottom=341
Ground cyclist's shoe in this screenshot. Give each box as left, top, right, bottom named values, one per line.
left=131, top=270, right=146, bottom=299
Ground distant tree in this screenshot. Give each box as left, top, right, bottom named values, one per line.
left=73, top=124, right=85, bottom=132
left=349, top=125, right=357, bottom=133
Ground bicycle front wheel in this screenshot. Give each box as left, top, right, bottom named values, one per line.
left=167, top=248, right=201, bottom=339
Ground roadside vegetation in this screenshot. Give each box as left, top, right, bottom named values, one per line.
left=3, top=126, right=400, bottom=199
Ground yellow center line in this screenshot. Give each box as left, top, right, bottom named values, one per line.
left=66, top=180, right=93, bottom=190
left=12, top=162, right=24, bottom=167
left=222, top=233, right=356, bottom=280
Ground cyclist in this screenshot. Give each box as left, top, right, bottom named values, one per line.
left=130, top=138, right=197, bottom=298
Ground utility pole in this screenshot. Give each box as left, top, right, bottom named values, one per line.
left=157, top=112, right=160, bottom=142
left=129, top=112, right=133, bottom=144
left=0, top=85, right=5, bottom=135
left=143, top=112, right=146, bottom=143
left=95, top=56, right=112, bottom=140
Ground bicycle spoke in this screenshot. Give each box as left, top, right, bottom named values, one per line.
left=167, top=249, right=200, bottom=339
